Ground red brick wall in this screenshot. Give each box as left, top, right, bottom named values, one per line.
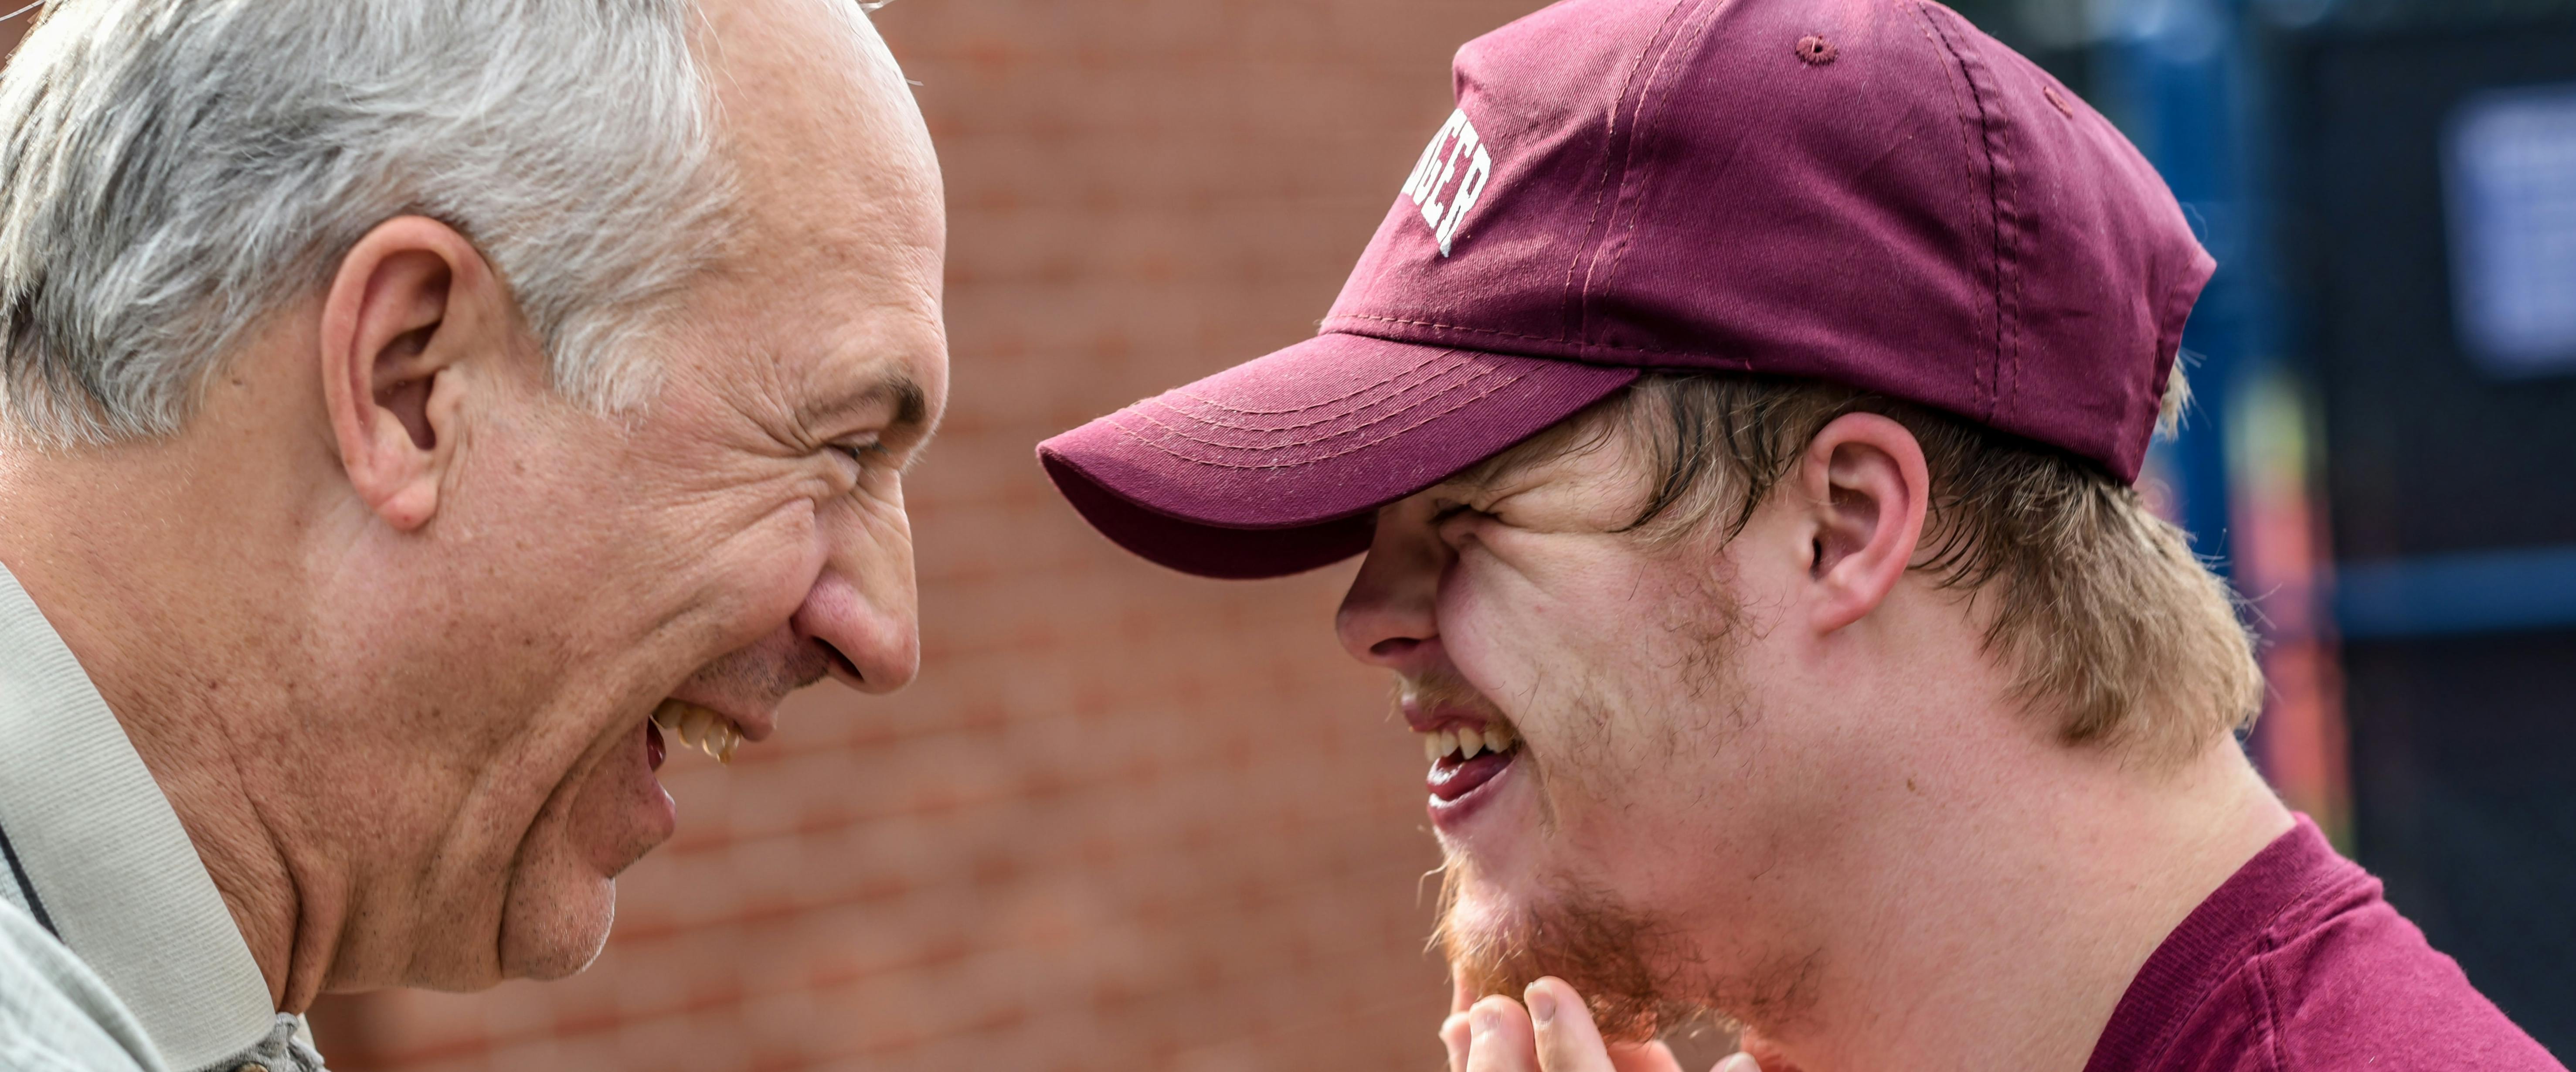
left=308, top=2, right=1549, bottom=1069
left=0, top=10, right=31, bottom=58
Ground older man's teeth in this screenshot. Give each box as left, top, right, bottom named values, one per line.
left=1416, top=724, right=1520, bottom=763
left=651, top=700, right=744, bottom=765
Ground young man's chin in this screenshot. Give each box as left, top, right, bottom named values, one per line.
left=1443, top=895, right=1682, bottom=1041
left=1439, top=868, right=1686, bottom=1034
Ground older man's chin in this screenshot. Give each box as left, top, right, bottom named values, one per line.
left=496, top=878, right=620, bottom=983
left=494, top=835, right=650, bottom=983
left=492, top=742, right=680, bottom=983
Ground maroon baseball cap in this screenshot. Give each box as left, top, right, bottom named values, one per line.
left=1040, top=0, right=2214, bottom=580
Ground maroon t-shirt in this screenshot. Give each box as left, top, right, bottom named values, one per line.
left=2083, top=815, right=2564, bottom=1072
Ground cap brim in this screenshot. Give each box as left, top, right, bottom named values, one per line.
left=1038, top=333, right=1639, bottom=579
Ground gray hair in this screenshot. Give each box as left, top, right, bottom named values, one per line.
left=0, top=0, right=737, bottom=446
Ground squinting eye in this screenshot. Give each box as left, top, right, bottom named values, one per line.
left=1430, top=501, right=1487, bottom=525
left=832, top=440, right=889, bottom=466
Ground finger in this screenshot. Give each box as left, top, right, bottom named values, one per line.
left=1606, top=1039, right=1687, bottom=1072
left=1524, top=977, right=1622, bottom=1072
left=1464, top=996, right=1541, bottom=1072
left=1736, top=1029, right=1795, bottom=1072
left=1443, top=1013, right=1473, bottom=1072
left=1711, top=1055, right=1762, bottom=1072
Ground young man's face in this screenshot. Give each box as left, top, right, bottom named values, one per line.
left=1335, top=411, right=1856, bottom=1035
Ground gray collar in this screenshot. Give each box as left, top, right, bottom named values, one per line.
left=0, top=561, right=283, bottom=1071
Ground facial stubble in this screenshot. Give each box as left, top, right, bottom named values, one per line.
left=1428, top=542, right=1801, bottom=1044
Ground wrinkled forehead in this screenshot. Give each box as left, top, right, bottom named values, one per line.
left=705, top=2, right=937, bottom=221
left=707, top=3, right=937, bottom=213
left=692, top=0, right=948, bottom=409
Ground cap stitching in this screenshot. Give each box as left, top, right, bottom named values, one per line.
left=1947, top=21, right=2030, bottom=422
left=1340, top=313, right=1693, bottom=354
left=1156, top=354, right=1499, bottom=432
left=1908, top=0, right=2001, bottom=418
left=1563, top=0, right=1696, bottom=348
left=1155, top=348, right=1456, bottom=419
left=1101, top=372, right=1530, bottom=470
left=1337, top=313, right=1763, bottom=368
left=1589, top=0, right=1729, bottom=341
left=1161, top=350, right=1471, bottom=420
left=1114, top=369, right=1521, bottom=452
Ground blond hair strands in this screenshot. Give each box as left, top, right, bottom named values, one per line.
left=1581, top=372, right=2263, bottom=762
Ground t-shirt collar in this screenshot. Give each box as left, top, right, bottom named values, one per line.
left=2082, top=815, right=2344, bottom=1072
left=0, top=561, right=286, bottom=1071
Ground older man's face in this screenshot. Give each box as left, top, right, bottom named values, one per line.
left=355, top=0, right=948, bottom=985
left=1333, top=415, right=1844, bottom=1036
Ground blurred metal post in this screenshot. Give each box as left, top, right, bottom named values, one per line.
left=2093, top=0, right=2358, bottom=841
left=2098, top=0, right=2267, bottom=575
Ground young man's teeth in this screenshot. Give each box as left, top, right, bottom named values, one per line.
left=1415, top=724, right=1519, bottom=762
left=651, top=700, right=743, bottom=765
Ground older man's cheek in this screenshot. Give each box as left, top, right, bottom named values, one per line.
left=679, top=497, right=836, bottom=653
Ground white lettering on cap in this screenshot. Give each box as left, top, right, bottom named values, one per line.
left=1401, top=108, right=1495, bottom=257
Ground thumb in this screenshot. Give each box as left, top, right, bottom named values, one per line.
left=1524, top=977, right=1625, bottom=1072
left=1444, top=1013, right=1473, bottom=1072
left=1736, top=1028, right=1797, bottom=1072
left=1711, top=1055, right=1763, bottom=1072
left=1466, top=996, right=1542, bottom=1072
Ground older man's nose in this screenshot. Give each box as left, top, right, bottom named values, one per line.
left=792, top=567, right=920, bottom=695
left=1334, top=503, right=1447, bottom=673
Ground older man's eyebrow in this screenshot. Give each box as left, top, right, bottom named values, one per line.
left=854, top=371, right=951, bottom=475
left=798, top=369, right=942, bottom=474
left=809, top=371, right=931, bottom=432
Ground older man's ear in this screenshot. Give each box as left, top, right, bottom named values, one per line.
left=318, top=215, right=513, bottom=532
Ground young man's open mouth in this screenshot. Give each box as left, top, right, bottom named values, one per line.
left=1408, top=702, right=1524, bottom=826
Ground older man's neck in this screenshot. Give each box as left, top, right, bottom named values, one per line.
left=0, top=432, right=349, bottom=1015
left=1740, top=732, right=2294, bottom=1072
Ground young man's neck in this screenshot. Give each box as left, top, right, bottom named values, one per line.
left=1737, top=730, right=2294, bottom=1072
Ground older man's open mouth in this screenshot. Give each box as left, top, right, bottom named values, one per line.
left=649, top=699, right=756, bottom=766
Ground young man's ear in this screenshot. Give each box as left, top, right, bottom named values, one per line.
left=1797, top=412, right=1931, bottom=635
left=318, top=216, right=508, bottom=531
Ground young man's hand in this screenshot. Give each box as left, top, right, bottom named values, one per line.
left=1438, top=977, right=1764, bottom=1072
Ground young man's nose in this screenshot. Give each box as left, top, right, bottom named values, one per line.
left=792, top=563, right=920, bottom=695
left=1334, top=503, right=1450, bottom=672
